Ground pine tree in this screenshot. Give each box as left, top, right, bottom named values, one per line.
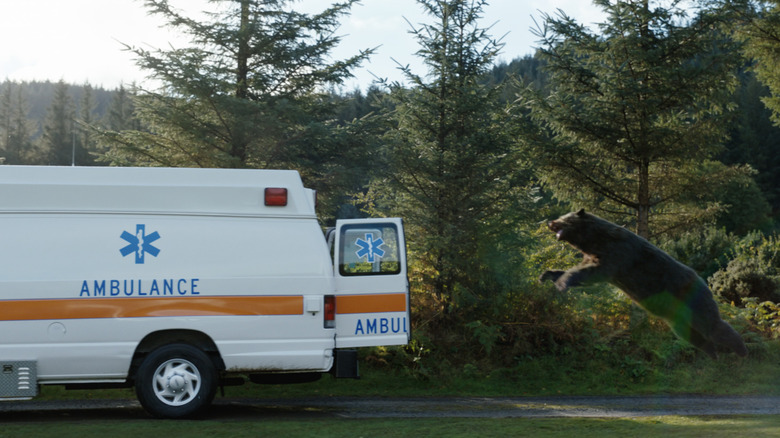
left=373, top=0, right=532, bottom=310
left=524, top=0, right=745, bottom=238
left=75, top=82, right=97, bottom=166
left=99, top=0, right=372, bottom=174
left=721, top=70, right=780, bottom=212
left=730, top=1, right=780, bottom=124
left=0, top=82, right=11, bottom=163
left=41, top=80, right=75, bottom=166
left=7, top=85, right=34, bottom=164
left=105, top=84, right=138, bottom=132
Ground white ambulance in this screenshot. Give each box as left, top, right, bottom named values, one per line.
left=0, top=166, right=409, bottom=418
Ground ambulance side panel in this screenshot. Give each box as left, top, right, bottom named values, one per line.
left=0, top=213, right=336, bottom=383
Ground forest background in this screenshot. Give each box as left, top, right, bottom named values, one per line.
left=4, top=0, right=780, bottom=386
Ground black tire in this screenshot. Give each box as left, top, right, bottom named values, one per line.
left=134, top=343, right=218, bottom=419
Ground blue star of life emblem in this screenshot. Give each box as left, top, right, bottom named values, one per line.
left=355, top=233, right=385, bottom=263
left=120, top=224, right=161, bottom=264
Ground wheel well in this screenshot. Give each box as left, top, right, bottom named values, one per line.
left=129, top=330, right=225, bottom=380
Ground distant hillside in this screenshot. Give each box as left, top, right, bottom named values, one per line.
left=1, top=80, right=116, bottom=127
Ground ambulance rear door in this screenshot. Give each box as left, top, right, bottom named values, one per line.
left=333, top=218, right=409, bottom=348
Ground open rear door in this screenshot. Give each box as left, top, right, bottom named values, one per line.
left=333, top=218, right=410, bottom=348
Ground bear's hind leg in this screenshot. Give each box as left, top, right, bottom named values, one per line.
left=667, top=319, right=718, bottom=359
left=712, top=320, right=748, bottom=357
left=685, top=328, right=719, bottom=360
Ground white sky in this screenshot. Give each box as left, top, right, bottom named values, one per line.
left=0, top=0, right=609, bottom=91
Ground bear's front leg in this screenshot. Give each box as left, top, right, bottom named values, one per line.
left=539, top=270, right=565, bottom=284
left=539, top=269, right=578, bottom=292
left=545, top=265, right=606, bottom=292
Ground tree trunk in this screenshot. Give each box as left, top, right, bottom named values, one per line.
left=232, top=0, right=251, bottom=164
left=637, top=158, right=650, bottom=239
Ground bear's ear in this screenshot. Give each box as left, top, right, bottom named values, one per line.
left=576, top=208, right=586, bottom=217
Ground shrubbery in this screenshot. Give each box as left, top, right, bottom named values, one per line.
left=709, top=233, right=780, bottom=304
left=383, top=224, right=780, bottom=380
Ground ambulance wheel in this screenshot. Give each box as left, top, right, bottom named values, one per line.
left=135, top=344, right=218, bottom=419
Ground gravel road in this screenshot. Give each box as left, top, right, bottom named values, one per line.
left=1, top=395, right=779, bottom=420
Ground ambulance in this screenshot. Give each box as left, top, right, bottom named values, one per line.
left=0, top=166, right=409, bottom=418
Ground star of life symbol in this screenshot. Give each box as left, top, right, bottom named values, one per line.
left=120, top=224, right=161, bottom=264
left=355, top=233, right=385, bottom=263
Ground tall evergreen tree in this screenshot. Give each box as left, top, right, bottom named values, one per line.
left=41, top=80, right=75, bottom=166
left=6, top=86, right=34, bottom=164
left=105, top=84, right=138, bottom=132
left=0, top=83, right=12, bottom=163
left=75, top=82, right=97, bottom=166
left=721, top=70, right=780, bottom=212
left=729, top=0, right=780, bottom=125
left=98, top=0, right=372, bottom=182
left=373, top=0, right=531, bottom=310
left=524, top=0, right=745, bottom=238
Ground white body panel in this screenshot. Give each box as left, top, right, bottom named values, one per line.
left=0, top=166, right=409, bottom=391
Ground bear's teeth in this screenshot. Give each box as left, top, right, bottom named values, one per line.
left=556, top=230, right=563, bottom=240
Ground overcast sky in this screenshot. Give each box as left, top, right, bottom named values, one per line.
left=0, top=0, right=610, bottom=90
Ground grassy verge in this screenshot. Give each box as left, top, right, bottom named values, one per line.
left=13, top=342, right=780, bottom=438
left=37, top=339, right=780, bottom=402
left=2, top=416, right=780, bottom=438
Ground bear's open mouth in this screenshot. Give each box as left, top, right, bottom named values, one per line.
left=548, top=221, right=563, bottom=240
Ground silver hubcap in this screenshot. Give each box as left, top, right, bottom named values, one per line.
left=152, top=358, right=201, bottom=406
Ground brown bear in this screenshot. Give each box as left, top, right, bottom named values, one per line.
left=539, top=209, right=748, bottom=359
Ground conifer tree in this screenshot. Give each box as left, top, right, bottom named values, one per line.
left=75, top=82, right=97, bottom=166
left=0, top=83, right=11, bottom=163
left=524, top=0, right=745, bottom=238
left=99, top=0, right=372, bottom=178
left=41, top=80, right=75, bottom=166
left=6, top=85, right=34, bottom=164
left=374, top=0, right=531, bottom=310
left=105, top=84, right=138, bottom=132
left=729, top=1, right=780, bottom=125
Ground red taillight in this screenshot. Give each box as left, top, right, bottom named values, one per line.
left=324, top=295, right=335, bottom=328
left=264, top=187, right=288, bottom=206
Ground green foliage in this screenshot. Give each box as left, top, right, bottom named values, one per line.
left=523, top=0, right=745, bottom=238
left=369, top=0, right=535, bottom=315
left=96, top=0, right=374, bottom=218
left=720, top=71, right=780, bottom=211
left=41, top=80, right=76, bottom=166
left=732, top=0, right=780, bottom=126
left=709, top=232, right=780, bottom=303
left=0, top=81, right=34, bottom=164
left=104, top=84, right=140, bottom=132
left=465, top=320, right=503, bottom=355
left=709, top=164, right=773, bottom=234
left=743, top=298, right=780, bottom=339
left=4, top=0, right=780, bottom=382
left=659, top=226, right=737, bottom=279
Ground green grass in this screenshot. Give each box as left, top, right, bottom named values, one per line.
left=37, top=339, right=780, bottom=403
left=1, top=416, right=779, bottom=438
left=13, top=341, right=780, bottom=438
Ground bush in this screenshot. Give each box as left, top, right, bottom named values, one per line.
left=742, top=298, right=780, bottom=339
left=659, top=226, right=737, bottom=279
left=398, top=219, right=778, bottom=379
left=709, top=233, right=780, bottom=304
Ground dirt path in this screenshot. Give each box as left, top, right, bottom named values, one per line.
left=221, top=395, right=780, bottom=418
left=2, top=395, right=780, bottom=420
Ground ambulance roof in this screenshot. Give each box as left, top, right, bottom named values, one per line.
left=0, top=166, right=316, bottom=218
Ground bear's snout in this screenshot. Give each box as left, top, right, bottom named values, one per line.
left=548, top=221, right=564, bottom=240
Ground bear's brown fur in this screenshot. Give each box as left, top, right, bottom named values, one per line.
left=540, top=209, right=748, bottom=359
